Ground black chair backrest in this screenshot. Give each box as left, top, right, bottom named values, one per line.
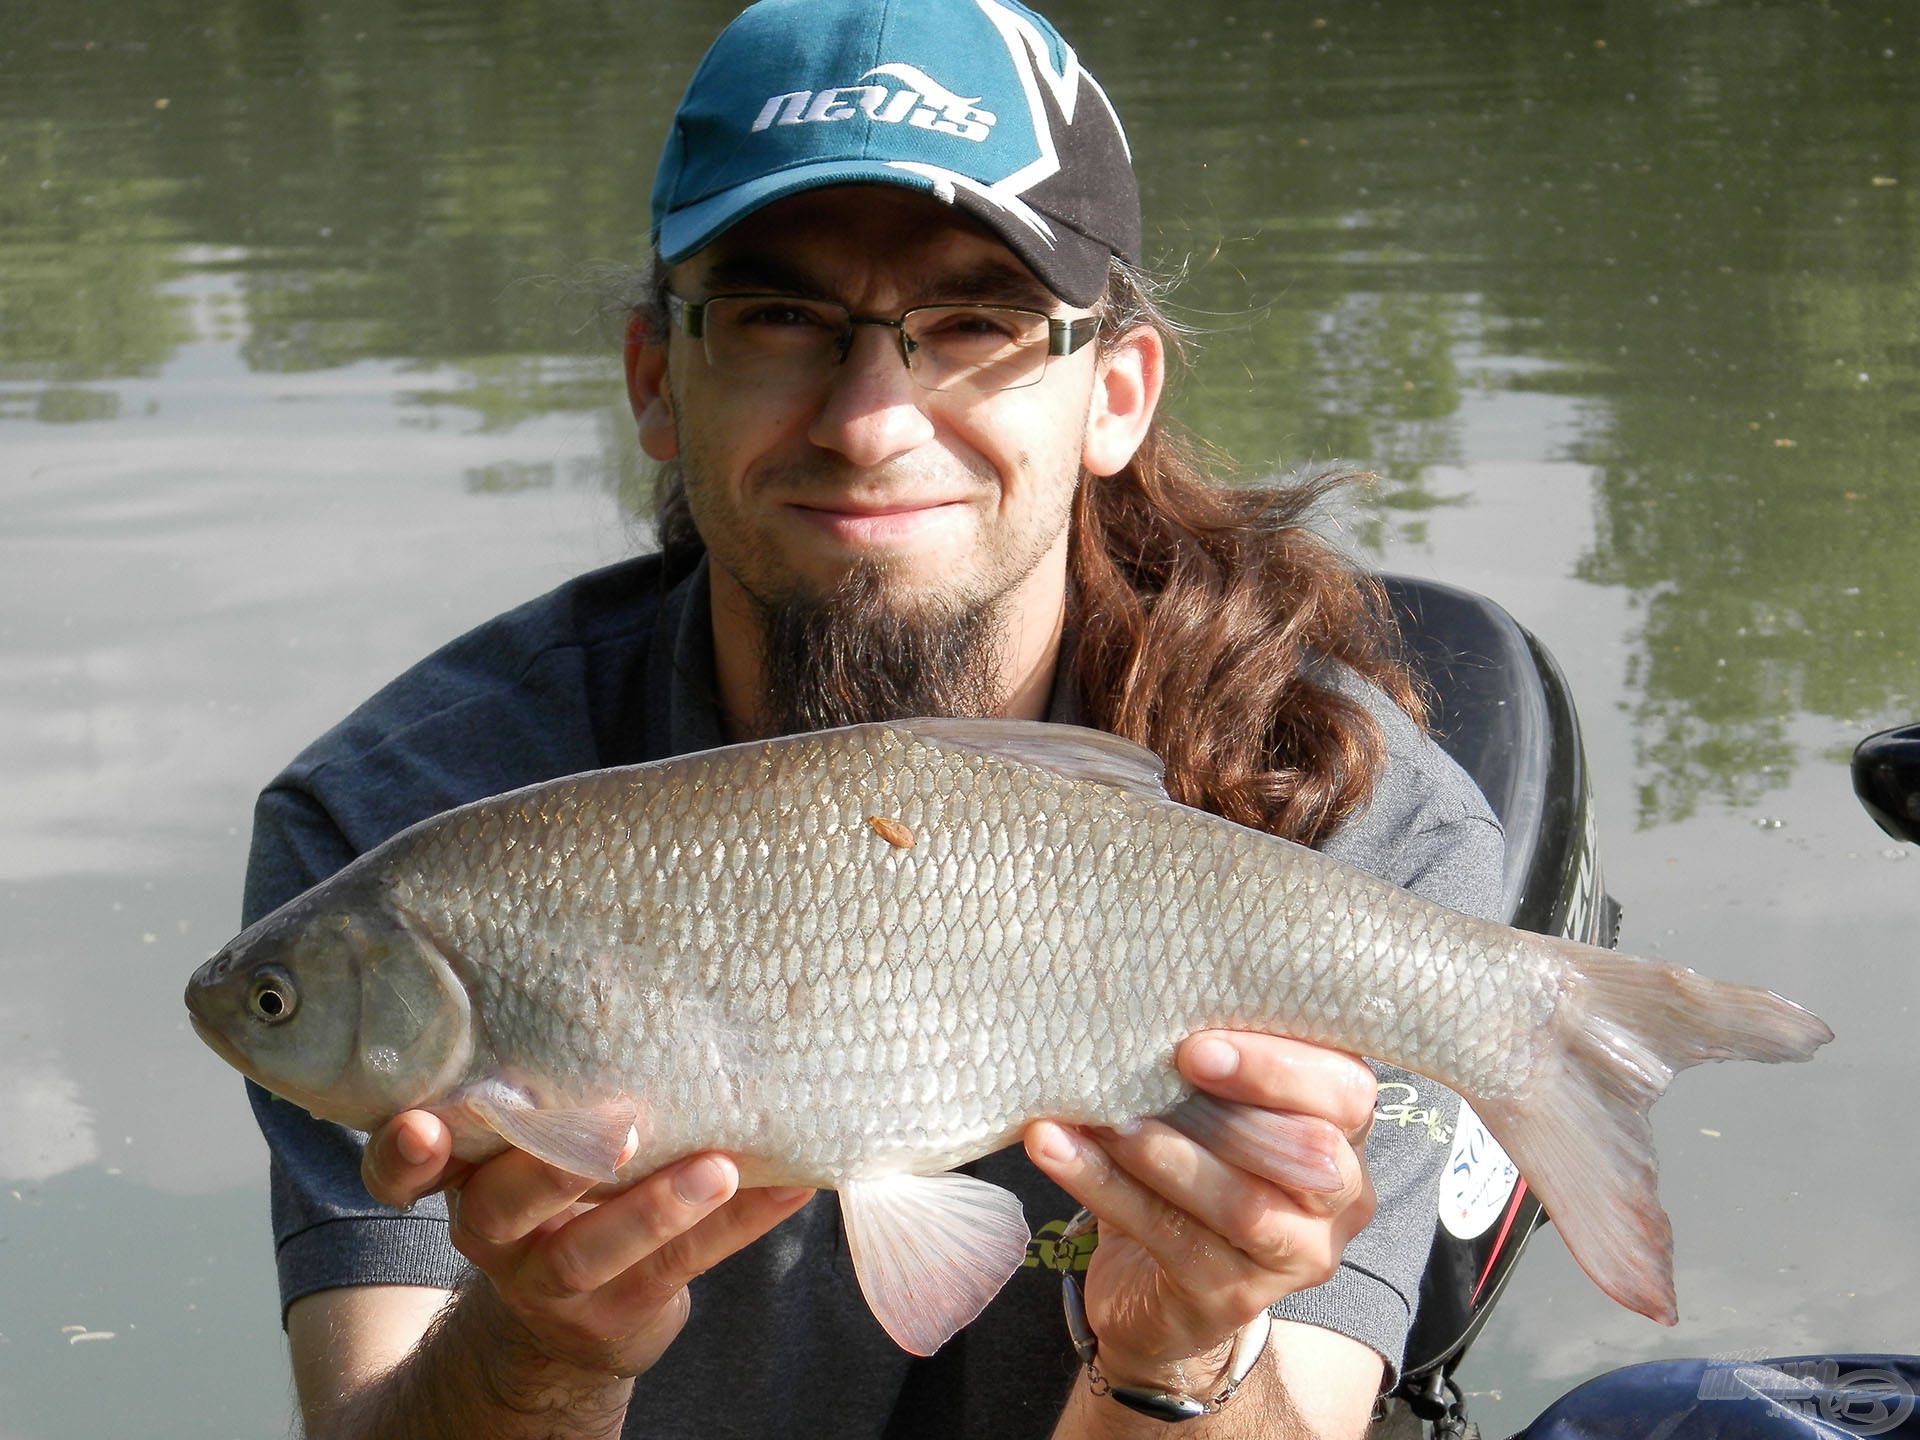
left=1380, top=574, right=1550, bottom=923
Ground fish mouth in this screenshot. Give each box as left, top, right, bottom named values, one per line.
left=185, top=1005, right=327, bottom=1118
left=184, top=966, right=259, bottom=1082
left=186, top=1005, right=250, bottom=1076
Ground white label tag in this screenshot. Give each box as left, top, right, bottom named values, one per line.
left=1439, top=1100, right=1520, bottom=1240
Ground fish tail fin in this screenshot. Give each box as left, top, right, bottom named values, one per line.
left=1473, top=942, right=1831, bottom=1326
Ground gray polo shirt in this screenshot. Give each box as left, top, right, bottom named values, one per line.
left=242, top=552, right=1503, bottom=1439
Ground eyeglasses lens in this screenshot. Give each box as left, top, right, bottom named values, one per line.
left=700, top=297, right=1054, bottom=393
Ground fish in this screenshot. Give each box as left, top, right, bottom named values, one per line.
left=186, top=718, right=1832, bottom=1354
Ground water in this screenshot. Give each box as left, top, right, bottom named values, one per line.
left=3, top=1, right=1915, bottom=1434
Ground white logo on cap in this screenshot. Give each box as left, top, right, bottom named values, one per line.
left=741, top=1, right=1130, bottom=257
left=751, top=63, right=996, bottom=143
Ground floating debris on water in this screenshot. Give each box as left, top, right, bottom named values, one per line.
left=1755, top=817, right=1785, bottom=830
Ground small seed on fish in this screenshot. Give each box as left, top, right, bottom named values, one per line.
left=868, top=815, right=914, bottom=849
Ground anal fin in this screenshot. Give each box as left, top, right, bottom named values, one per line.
left=839, top=1172, right=1032, bottom=1355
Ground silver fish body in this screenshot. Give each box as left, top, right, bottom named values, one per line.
left=396, top=722, right=1543, bottom=1179
left=187, top=718, right=1830, bottom=1350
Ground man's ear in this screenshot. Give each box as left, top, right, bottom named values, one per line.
left=1082, top=323, right=1164, bottom=477
left=624, top=310, right=680, bottom=462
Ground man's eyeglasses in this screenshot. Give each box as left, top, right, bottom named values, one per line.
left=666, top=292, right=1101, bottom=395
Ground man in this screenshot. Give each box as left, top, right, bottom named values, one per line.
left=244, top=2, right=1503, bottom=1437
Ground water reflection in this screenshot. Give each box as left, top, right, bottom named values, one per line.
left=1148, top=0, right=1920, bottom=809
left=8, top=1, right=1917, bottom=818
left=0, top=1010, right=99, bottom=1184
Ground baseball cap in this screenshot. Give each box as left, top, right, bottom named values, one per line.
left=649, top=0, right=1140, bottom=307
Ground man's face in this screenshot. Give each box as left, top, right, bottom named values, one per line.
left=640, top=187, right=1106, bottom=625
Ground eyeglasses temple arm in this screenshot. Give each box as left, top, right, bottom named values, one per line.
left=667, top=294, right=706, bottom=341
left=1048, top=316, right=1101, bottom=356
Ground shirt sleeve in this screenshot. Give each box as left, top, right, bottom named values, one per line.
left=243, top=783, right=469, bottom=1323
left=1268, top=679, right=1507, bottom=1384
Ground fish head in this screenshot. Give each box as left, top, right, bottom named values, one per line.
left=185, top=890, right=474, bottom=1131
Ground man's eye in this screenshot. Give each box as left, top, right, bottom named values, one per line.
left=735, top=301, right=834, bottom=329
left=919, top=309, right=1025, bottom=341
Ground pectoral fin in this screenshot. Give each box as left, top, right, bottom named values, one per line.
left=839, top=1172, right=1032, bottom=1355
left=1159, top=1091, right=1346, bottom=1194
left=464, top=1083, right=637, bottom=1183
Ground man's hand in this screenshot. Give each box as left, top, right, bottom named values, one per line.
left=1023, top=1032, right=1377, bottom=1427
left=363, top=1113, right=815, bottom=1380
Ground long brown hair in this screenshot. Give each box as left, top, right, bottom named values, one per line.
left=637, top=257, right=1423, bottom=847
left=1068, top=260, right=1425, bottom=846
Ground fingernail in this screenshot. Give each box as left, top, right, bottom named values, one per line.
left=675, top=1156, right=728, bottom=1205
left=396, top=1126, right=433, bottom=1167
left=1188, top=1036, right=1239, bottom=1082
left=1034, top=1122, right=1080, bottom=1166
left=767, top=1186, right=812, bottom=1205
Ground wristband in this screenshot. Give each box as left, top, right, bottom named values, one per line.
left=1055, top=1208, right=1274, bottom=1423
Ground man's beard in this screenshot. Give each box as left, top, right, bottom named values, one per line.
left=750, top=563, right=1008, bottom=736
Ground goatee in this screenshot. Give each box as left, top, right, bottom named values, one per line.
left=751, top=564, right=1007, bottom=736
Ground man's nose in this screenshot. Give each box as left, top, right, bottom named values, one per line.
left=807, top=324, right=937, bottom=466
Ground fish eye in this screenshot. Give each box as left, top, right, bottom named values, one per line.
left=247, top=967, right=299, bottom=1025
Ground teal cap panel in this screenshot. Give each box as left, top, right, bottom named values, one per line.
left=648, top=0, right=1138, bottom=304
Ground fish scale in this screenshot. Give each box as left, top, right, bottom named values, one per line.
left=189, top=716, right=1831, bottom=1354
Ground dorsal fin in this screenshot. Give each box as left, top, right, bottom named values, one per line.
left=889, top=718, right=1168, bottom=801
